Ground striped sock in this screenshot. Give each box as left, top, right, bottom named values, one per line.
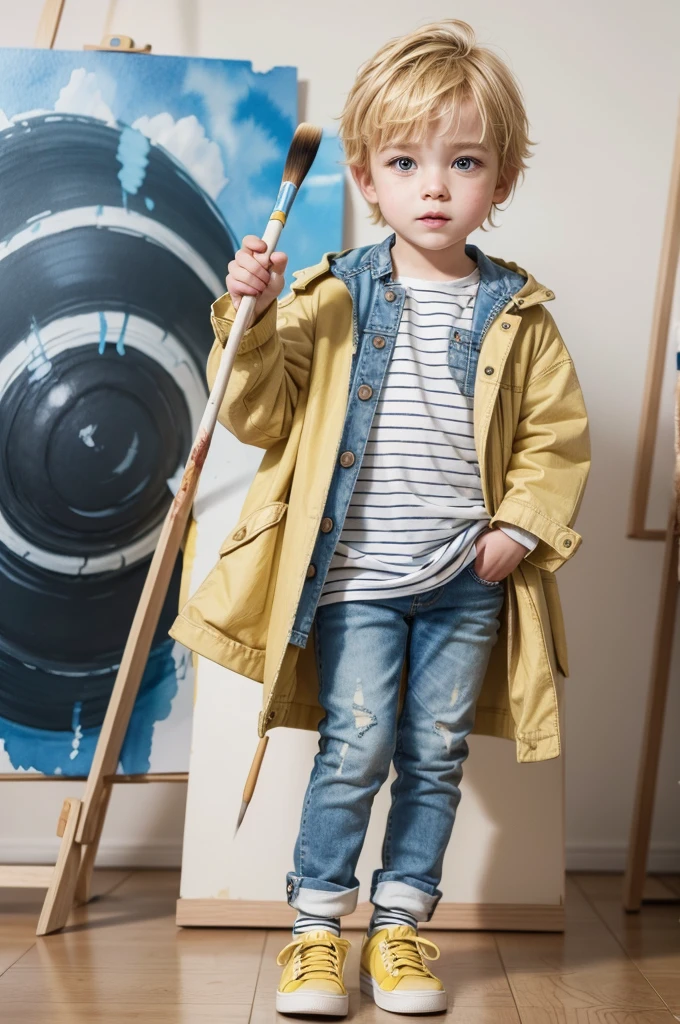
left=368, top=905, right=418, bottom=936
left=292, top=912, right=341, bottom=938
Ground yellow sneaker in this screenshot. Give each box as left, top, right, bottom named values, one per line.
left=275, top=929, right=351, bottom=1016
left=360, top=924, right=447, bottom=1014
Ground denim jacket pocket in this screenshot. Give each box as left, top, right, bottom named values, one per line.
left=448, top=328, right=478, bottom=398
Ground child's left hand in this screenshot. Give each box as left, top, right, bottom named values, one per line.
left=474, top=528, right=528, bottom=583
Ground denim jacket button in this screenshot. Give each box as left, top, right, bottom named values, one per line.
left=286, top=882, right=293, bottom=893
left=320, top=517, right=334, bottom=533
left=306, top=564, right=317, bottom=578
left=484, top=366, right=495, bottom=375
left=358, top=385, right=373, bottom=400
left=373, top=336, right=386, bottom=349
left=384, top=290, right=396, bottom=302
left=340, top=451, right=355, bottom=467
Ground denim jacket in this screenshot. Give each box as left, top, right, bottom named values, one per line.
left=289, top=233, right=527, bottom=647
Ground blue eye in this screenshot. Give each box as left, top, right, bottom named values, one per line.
left=454, top=157, right=479, bottom=172
left=390, top=157, right=415, bottom=172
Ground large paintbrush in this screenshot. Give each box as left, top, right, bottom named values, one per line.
left=232, top=128, right=325, bottom=835
left=73, top=123, right=322, bottom=847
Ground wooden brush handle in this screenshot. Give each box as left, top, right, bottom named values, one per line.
left=243, top=736, right=270, bottom=804
left=202, top=216, right=284, bottom=439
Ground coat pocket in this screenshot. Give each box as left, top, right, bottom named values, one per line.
left=214, top=501, right=288, bottom=626
left=219, top=501, right=288, bottom=556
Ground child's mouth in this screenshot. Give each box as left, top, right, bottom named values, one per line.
left=418, top=215, right=450, bottom=227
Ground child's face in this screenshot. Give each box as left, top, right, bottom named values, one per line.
left=352, top=98, right=513, bottom=256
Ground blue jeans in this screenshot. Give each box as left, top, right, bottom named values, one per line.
left=285, top=563, right=505, bottom=922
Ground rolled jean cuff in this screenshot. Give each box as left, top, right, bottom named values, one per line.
left=370, top=878, right=441, bottom=922
left=286, top=873, right=359, bottom=917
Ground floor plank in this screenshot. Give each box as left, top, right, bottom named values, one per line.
left=658, top=875, right=680, bottom=899
left=516, top=1011, right=679, bottom=1023
left=0, top=870, right=678, bottom=1023
left=570, top=873, right=680, bottom=1014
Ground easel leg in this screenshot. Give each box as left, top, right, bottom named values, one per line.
left=36, top=798, right=83, bottom=936
left=623, top=501, right=679, bottom=911
left=75, top=782, right=113, bottom=906
left=37, top=509, right=188, bottom=932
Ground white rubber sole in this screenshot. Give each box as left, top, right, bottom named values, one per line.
left=275, top=987, right=349, bottom=1016
left=360, top=970, right=447, bottom=1013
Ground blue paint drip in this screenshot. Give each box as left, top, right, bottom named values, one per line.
left=98, top=311, right=107, bottom=354
left=144, top=197, right=155, bottom=211
left=116, top=312, right=129, bottom=356
left=116, top=126, right=150, bottom=204
left=0, top=641, right=183, bottom=776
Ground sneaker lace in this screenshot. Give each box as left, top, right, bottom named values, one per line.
left=277, top=936, right=351, bottom=981
left=380, top=934, right=441, bottom=977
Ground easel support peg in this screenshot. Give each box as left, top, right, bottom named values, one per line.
left=84, top=34, right=152, bottom=54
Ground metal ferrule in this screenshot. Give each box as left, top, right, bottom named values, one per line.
left=271, top=180, right=297, bottom=220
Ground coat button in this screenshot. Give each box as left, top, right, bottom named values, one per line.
left=233, top=527, right=246, bottom=541
left=563, top=538, right=572, bottom=548
left=384, top=290, right=396, bottom=302
left=484, top=366, right=494, bottom=375
left=517, top=298, right=524, bottom=305
left=358, top=385, right=373, bottom=400
left=501, top=322, right=511, bottom=330
left=545, top=290, right=554, bottom=298
left=340, top=451, right=355, bottom=467
left=267, top=710, right=276, bottom=719
left=306, top=564, right=316, bottom=578
left=320, top=517, right=334, bottom=533
left=373, top=336, right=386, bottom=348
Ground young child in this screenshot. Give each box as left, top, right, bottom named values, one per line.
left=170, top=18, right=590, bottom=1018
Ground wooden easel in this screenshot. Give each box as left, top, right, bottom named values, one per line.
left=623, top=99, right=680, bottom=912
left=0, top=0, right=180, bottom=936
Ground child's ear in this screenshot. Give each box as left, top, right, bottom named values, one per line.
left=492, top=168, right=517, bottom=206
left=350, top=163, right=378, bottom=205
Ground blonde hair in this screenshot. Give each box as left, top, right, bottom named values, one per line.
left=338, top=20, right=536, bottom=229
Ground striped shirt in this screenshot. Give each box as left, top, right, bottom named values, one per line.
left=318, top=267, right=492, bottom=605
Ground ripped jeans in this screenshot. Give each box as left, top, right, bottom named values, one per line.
left=285, top=563, right=505, bottom=922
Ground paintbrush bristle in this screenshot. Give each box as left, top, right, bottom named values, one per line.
left=282, top=122, right=323, bottom=189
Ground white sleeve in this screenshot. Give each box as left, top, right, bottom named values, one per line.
left=497, top=521, right=540, bottom=552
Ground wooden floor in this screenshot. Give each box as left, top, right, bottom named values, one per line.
left=1, top=870, right=679, bottom=1022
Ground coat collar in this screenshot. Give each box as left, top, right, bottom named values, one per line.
left=289, top=232, right=555, bottom=310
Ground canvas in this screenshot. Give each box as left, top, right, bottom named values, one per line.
left=0, top=46, right=343, bottom=776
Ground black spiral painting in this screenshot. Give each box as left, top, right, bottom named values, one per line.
left=0, top=113, right=235, bottom=750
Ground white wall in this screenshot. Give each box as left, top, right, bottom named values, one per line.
left=1, top=0, right=679, bottom=873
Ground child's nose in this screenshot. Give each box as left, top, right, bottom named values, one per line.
left=422, top=180, right=450, bottom=200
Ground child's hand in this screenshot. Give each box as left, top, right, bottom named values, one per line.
left=474, top=528, right=527, bottom=583
left=226, top=235, right=288, bottom=319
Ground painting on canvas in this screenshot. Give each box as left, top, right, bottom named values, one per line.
left=0, top=47, right=343, bottom=776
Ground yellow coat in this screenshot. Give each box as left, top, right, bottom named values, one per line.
left=170, top=251, right=591, bottom=763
